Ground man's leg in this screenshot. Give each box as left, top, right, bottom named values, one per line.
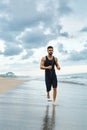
left=45, top=78, right=51, bottom=99
left=47, top=91, right=50, bottom=99
left=52, top=75, right=57, bottom=105
left=53, top=87, right=57, bottom=105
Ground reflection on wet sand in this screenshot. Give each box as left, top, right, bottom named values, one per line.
left=42, top=105, right=56, bottom=130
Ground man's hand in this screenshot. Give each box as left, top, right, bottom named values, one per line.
left=47, top=65, right=52, bottom=70
left=57, top=66, right=61, bottom=70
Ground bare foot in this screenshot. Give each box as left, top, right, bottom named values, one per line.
left=53, top=101, right=57, bottom=106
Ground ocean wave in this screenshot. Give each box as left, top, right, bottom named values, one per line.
left=59, top=80, right=86, bottom=86
left=57, top=73, right=87, bottom=86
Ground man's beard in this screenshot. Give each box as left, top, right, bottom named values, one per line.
left=49, top=53, right=52, bottom=56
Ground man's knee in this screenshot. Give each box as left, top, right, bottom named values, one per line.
left=53, top=87, right=57, bottom=91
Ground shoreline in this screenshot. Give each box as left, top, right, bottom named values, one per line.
left=0, top=77, right=26, bottom=94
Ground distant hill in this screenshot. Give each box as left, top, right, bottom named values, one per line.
left=0, top=72, right=16, bottom=78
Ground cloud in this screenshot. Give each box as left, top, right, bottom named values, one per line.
left=58, top=0, right=73, bottom=16
left=80, top=27, right=87, bottom=32
left=17, top=27, right=55, bottom=49
left=84, top=43, right=87, bottom=47
left=0, top=43, right=23, bottom=56
left=56, top=42, right=87, bottom=62
left=57, top=43, right=68, bottom=54
left=0, top=0, right=73, bottom=38
left=60, top=32, right=70, bottom=37
left=21, top=50, right=33, bottom=60
left=1, top=0, right=86, bottom=65
left=68, top=49, right=87, bottom=61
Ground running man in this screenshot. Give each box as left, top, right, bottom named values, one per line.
left=40, top=46, right=61, bottom=105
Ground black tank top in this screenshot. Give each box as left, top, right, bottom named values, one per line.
left=44, top=56, right=56, bottom=77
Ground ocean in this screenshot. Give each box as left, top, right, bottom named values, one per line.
left=21, top=72, right=87, bottom=86
left=58, top=72, right=87, bottom=86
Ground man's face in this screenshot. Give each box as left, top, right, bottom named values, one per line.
left=48, top=48, right=53, bottom=56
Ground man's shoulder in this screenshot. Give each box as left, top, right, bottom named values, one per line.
left=41, top=56, right=46, bottom=61
left=53, top=56, right=58, bottom=62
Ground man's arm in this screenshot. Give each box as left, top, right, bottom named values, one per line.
left=54, top=57, right=61, bottom=70
left=40, top=57, right=52, bottom=70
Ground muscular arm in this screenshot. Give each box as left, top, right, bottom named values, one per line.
left=54, top=57, right=61, bottom=70
left=40, top=57, right=52, bottom=70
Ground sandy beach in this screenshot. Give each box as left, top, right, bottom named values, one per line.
left=0, top=77, right=26, bottom=94
left=0, top=78, right=87, bottom=130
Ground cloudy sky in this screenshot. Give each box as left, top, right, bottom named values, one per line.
left=0, top=0, right=87, bottom=76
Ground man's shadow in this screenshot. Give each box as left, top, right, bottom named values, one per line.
left=42, top=105, right=56, bottom=130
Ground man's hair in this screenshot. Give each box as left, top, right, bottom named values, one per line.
left=47, top=46, right=53, bottom=50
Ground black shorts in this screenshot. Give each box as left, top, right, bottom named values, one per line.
left=45, top=74, right=57, bottom=92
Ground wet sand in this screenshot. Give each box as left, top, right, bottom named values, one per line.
left=0, top=77, right=26, bottom=94
left=0, top=79, right=87, bottom=130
